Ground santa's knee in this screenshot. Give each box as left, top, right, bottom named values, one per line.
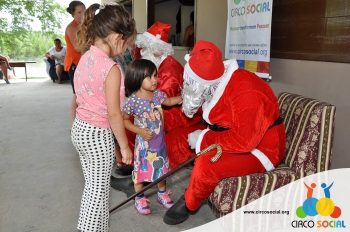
left=192, top=154, right=217, bottom=179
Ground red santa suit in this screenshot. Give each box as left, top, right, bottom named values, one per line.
left=167, top=41, right=286, bottom=211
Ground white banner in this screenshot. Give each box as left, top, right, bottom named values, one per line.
left=225, top=0, right=273, bottom=78
left=186, top=169, right=350, bottom=232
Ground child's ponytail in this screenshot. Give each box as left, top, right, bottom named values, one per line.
left=77, top=3, right=100, bottom=53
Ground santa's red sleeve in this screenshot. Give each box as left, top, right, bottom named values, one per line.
left=195, top=92, right=277, bottom=154
left=157, top=56, right=184, bottom=97
left=163, top=106, right=202, bottom=133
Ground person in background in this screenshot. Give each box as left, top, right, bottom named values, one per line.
left=71, top=3, right=135, bottom=231
left=64, top=0, right=86, bottom=123
left=183, top=11, right=194, bottom=47
left=0, top=54, right=11, bottom=84
left=45, top=38, right=66, bottom=83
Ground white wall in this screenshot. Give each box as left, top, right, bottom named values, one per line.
left=196, top=0, right=227, bottom=52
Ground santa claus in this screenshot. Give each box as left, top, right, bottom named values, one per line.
left=163, top=41, right=286, bottom=225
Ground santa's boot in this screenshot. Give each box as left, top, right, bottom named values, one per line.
left=110, top=176, right=135, bottom=197
left=163, top=195, right=190, bottom=225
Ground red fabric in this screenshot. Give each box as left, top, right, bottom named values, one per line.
left=157, top=56, right=184, bottom=97
left=166, top=123, right=206, bottom=169
left=166, top=68, right=286, bottom=210
left=147, top=21, right=172, bottom=42
left=201, top=69, right=285, bottom=158
left=188, top=40, right=224, bottom=81
left=184, top=151, right=266, bottom=211
left=132, top=47, right=141, bottom=60
left=163, top=106, right=202, bottom=133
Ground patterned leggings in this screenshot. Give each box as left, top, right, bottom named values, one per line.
left=71, top=118, right=115, bottom=232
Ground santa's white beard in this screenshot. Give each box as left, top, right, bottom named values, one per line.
left=182, top=76, right=219, bottom=118
left=140, top=50, right=167, bottom=68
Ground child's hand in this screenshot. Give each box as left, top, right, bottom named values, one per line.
left=120, top=147, right=133, bottom=165
left=139, top=128, right=153, bottom=140
left=176, top=95, right=183, bottom=105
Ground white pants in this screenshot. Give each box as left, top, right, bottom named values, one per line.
left=71, top=118, right=115, bottom=232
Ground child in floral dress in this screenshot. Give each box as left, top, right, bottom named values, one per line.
left=123, top=59, right=182, bottom=215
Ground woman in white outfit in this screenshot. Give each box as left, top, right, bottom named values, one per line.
left=45, top=38, right=66, bottom=83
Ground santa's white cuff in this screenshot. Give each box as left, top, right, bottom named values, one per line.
left=195, top=128, right=210, bottom=154
left=251, top=148, right=275, bottom=171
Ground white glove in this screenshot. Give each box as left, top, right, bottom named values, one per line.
left=188, top=130, right=202, bottom=150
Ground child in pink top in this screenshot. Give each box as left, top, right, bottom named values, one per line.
left=70, top=3, right=135, bottom=232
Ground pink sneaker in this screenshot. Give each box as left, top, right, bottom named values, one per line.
left=135, top=197, right=151, bottom=215
left=157, top=191, right=174, bottom=209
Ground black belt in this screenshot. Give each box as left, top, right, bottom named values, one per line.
left=204, top=116, right=283, bottom=132
left=202, top=120, right=228, bottom=132
left=269, top=116, right=284, bottom=129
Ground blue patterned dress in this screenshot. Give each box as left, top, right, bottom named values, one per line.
left=123, top=90, right=170, bottom=183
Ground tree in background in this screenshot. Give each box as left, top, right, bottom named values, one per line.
left=0, top=31, right=64, bottom=59
left=0, top=0, right=65, bottom=32
left=0, top=0, right=65, bottom=59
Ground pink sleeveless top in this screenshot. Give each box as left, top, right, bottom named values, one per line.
left=74, top=45, right=124, bottom=128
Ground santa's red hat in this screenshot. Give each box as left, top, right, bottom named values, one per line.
left=145, top=21, right=171, bottom=42
left=136, top=21, right=173, bottom=56
left=184, top=40, right=225, bottom=83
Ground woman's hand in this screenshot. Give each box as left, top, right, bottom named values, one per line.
left=120, top=147, right=133, bottom=165
left=139, top=128, right=153, bottom=140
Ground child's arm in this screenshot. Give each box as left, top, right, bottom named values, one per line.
left=123, top=113, right=153, bottom=141
left=105, top=65, right=132, bottom=165
left=70, top=95, right=77, bottom=126
left=162, top=95, right=182, bottom=107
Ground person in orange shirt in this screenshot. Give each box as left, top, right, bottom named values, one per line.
left=64, top=1, right=86, bottom=123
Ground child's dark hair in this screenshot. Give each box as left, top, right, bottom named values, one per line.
left=125, top=59, right=157, bottom=97
left=77, top=3, right=136, bottom=52
left=66, top=1, right=85, bottom=16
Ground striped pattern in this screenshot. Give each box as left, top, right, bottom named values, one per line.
left=208, top=92, right=336, bottom=217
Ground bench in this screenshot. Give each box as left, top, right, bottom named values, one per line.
left=9, top=61, right=36, bottom=82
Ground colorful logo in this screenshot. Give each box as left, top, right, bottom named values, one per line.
left=296, top=182, right=341, bottom=219
left=234, top=0, right=241, bottom=5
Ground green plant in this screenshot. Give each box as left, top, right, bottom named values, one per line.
left=0, top=31, right=64, bottom=60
